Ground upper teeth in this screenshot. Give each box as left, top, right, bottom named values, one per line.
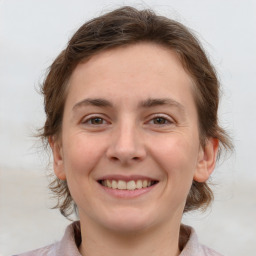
left=102, top=180, right=153, bottom=190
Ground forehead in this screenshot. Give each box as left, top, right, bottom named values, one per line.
left=67, top=42, right=196, bottom=110
left=77, top=43, right=186, bottom=76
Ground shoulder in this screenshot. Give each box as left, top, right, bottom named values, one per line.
left=199, top=244, right=224, bottom=256
left=13, top=243, right=57, bottom=256
left=180, top=224, right=224, bottom=256
left=14, top=222, right=81, bottom=256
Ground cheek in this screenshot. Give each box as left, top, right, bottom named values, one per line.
left=62, top=133, right=105, bottom=177
left=61, top=134, right=105, bottom=206
left=158, top=136, right=198, bottom=169
left=152, top=135, right=199, bottom=188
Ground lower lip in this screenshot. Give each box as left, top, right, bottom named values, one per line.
left=99, top=183, right=157, bottom=198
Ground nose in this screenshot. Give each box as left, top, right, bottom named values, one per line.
left=106, top=122, right=146, bottom=165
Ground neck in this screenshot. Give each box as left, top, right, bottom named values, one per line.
left=79, top=217, right=181, bottom=256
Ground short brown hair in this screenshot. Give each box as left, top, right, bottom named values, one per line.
left=40, top=6, right=232, bottom=217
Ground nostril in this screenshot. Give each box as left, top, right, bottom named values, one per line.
left=110, top=156, right=119, bottom=161
left=109, top=156, right=141, bottom=163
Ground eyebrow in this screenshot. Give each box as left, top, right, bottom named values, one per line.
left=139, top=98, right=185, bottom=112
left=73, top=98, right=113, bottom=111
left=72, top=97, right=185, bottom=113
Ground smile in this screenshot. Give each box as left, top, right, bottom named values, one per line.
left=98, top=179, right=158, bottom=190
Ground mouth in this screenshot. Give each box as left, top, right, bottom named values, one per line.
left=98, top=179, right=159, bottom=190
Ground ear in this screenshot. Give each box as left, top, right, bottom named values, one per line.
left=49, top=136, right=66, bottom=180
left=194, top=138, right=219, bottom=182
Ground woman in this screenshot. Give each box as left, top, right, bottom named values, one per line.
left=17, top=6, right=232, bottom=256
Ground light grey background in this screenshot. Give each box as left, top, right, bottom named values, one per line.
left=0, top=0, right=255, bottom=255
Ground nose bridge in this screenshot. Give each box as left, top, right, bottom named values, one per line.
left=107, top=116, right=146, bottom=163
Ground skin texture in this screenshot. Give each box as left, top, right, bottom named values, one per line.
left=50, top=42, right=218, bottom=256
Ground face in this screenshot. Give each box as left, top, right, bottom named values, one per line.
left=51, top=43, right=217, bottom=233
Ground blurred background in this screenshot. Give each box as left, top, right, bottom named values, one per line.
left=0, top=0, right=255, bottom=255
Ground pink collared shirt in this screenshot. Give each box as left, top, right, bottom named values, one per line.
left=16, top=222, right=223, bottom=256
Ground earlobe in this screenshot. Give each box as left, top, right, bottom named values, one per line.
left=49, top=136, right=66, bottom=180
left=194, top=138, right=219, bottom=182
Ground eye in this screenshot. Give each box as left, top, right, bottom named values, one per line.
left=152, top=117, right=169, bottom=125
left=82, top=116, right=108, bottom=126
left=147, top=114, right=174, bottom=127
left=88, top=117, right=105, bottom=125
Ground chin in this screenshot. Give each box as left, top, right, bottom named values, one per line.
left=99, top=207, right=156, bottom=234
left=105, top=220, right=151, bottom=234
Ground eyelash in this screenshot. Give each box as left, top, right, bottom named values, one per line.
left=81, top=115, right=109, bottom=126
left=81, top=114, right=174, bottom=127
left=147, top=114, right=174, bottom=126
